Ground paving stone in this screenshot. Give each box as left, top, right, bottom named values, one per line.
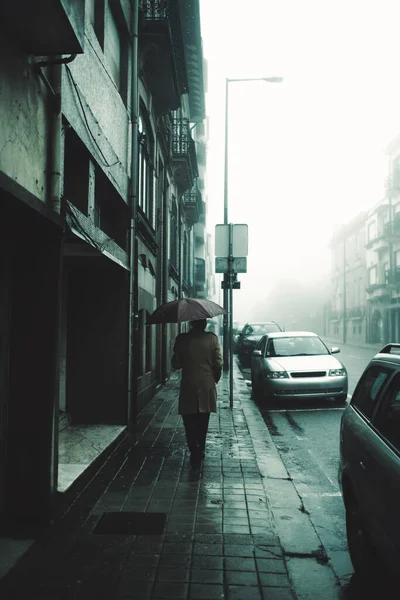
left=161, top=542, right=193, bottom=554
left=227, top=585, right=262, bottom=600
left=156, top=567, right=190, bottom=582
left=190, top=569, right=224, bottom=584
left=191, top=555, right=223, bottom=570
left=224, top=544, right=254, bottom=557
left=226, top=570, right=259, bottom=585
left=193, top=543, right=223, bottom=556
left=258, top=572, right=292, bottom=588
left=116, top=580, right=153, bottom=598
left=152, top=581, right=189, bottom=598
left=158, top=554, right=192, bottom=569
left=189, top=583, right=225, bottom=599
left=225, top=557, right=256, bottom=572
left=261, top=588, right=295, bottom=600
left=256, top=558, right=287, bottom=574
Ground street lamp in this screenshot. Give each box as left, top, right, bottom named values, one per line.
left=222, top=76, right=283, bottom=375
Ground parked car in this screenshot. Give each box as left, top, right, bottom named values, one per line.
left=250, top=331, right=348, bottom=406
left=237, top=321, right=282, bottom=366
left=339, top=343, right=400, bottom=580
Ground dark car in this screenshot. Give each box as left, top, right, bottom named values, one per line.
left=237, top=321, right=282, bottom=367
left=339, top=343, right=400, bottom=581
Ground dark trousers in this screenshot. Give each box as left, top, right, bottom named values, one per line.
left=182, top=413, right=210, bottom=456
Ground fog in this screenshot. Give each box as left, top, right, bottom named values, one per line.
left=200, top=0, right=400, bottom=324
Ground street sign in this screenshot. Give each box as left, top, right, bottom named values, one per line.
left=215, top=257, right=247, bottom=273
left=215, top=224, right=248, bottom=257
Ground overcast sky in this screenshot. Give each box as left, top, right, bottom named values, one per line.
left=199, top=0, right=400, bottom=321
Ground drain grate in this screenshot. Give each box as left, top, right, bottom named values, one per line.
left=93, top=512, right=167, bottom=535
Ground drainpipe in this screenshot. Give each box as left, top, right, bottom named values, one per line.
left=128, top=0, right=140, bottom=428
left=35, top=54, right=76, bottom=213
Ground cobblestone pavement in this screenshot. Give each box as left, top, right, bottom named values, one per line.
left=0, top=363, right=300, bottom=599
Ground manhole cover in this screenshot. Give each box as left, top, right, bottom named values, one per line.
left=93, top=512, right=166, bottom=535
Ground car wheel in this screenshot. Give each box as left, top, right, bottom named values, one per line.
left=346, top=498, right=377, bottom=578
left=334, top=393, right=348, bottom=407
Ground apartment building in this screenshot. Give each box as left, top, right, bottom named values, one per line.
left=327, top=214, right=368, bottom=343
left=365, top=135, right=400, bottom=343
left=0, top=0, right=207, bottom=530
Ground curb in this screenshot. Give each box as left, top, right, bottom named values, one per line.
left=230, top=360, right=343, bottom=598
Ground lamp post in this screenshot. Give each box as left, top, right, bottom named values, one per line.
left=222, top=76, right=283, bottom=371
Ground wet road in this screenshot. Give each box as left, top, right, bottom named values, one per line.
left=241, top=341, right=396, bottom=598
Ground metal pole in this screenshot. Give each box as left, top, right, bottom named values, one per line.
left=229, top=223, right=234, bottom=409
left=128, top=0, right=139, bottom=428
left=343, top=226, right=346, bottom=344
left=223, top=78, right=229, bottom=371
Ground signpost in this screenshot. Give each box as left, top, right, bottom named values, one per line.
left=215, top=224, right=248, bottom=408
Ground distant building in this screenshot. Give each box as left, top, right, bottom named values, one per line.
left=365, top=134, right=400, bottom=342
left=327, top=213, right=368, bottom=343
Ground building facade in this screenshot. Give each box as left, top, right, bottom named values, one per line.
left=365, top=135, right=400, bottom=343
left=327, top=214, right=368, bottom=344
left=0, top=0, right=208, bottom=530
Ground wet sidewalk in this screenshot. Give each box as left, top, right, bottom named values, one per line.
left=0, top=362, right=321, bottom=600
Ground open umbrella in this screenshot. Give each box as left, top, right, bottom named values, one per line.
left=147, top=298, right=226, bottom=324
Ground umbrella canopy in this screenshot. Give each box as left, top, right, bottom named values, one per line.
left=147, top=298, right=226, bottom=324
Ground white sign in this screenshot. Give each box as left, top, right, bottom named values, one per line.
left=215, top=224, right=248, bottom=257
left=215, top=257, right=247, bottom=273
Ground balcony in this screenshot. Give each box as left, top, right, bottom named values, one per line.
left=365, top=234, right=389, bottom=252
left=347, top=306, right=365, bottom=319
left=139, top=0, right=188, bottom=115
left=0, top=0, right=85, bottom=54
left=172, top=119, right=198, bottom=193
left=366, top=282, right=390, bottom=299
left=384, top=218, right=400, bottom=240
left=182, top=179, right=203, bottom=227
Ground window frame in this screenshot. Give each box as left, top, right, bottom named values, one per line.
left=138, top=111, right=155, bottom=228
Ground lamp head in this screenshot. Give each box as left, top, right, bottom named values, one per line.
left=263, top=77, right=284, bottom=83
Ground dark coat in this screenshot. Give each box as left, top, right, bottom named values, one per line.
left=171, top=329, right=223, bottom=414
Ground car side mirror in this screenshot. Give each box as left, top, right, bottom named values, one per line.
left=252, top=350, right=262, bottom=357
left=330, top=347, right=340, bottom=354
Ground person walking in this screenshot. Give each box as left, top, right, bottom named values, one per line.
left=171, top=318, right=223, bottom=468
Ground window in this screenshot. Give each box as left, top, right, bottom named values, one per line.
left=368, top=221, right=376, bottom=242
left=375, top=373, right=400, bottom=453
left=351, top=366, right=392, bottom=420
left=395, top=250, right=400, bottom=268
left=368, top=266, right=377, bottom=286
left=138, top=113, right=155, bottom=226
left=169, top=202, right=178, bottom=266
left=63, top=125, right=89, bottom=214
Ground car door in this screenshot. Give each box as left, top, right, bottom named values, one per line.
left=342, top=363, right=394, bottom=539
left=251, top=335, right=267, bottom=380
left=368, top=371, right=400, bottom=567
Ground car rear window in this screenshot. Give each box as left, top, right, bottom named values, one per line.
left=351, top=365, right=393, bottom=420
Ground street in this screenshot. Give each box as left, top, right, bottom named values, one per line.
left=241, top=341, right=396, bottom=598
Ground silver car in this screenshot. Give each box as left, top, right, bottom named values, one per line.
left=250, top=331, right=348, bottom=406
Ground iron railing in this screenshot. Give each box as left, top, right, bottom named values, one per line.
left=140, top=0, right=188, bottom=94
left=172, top=118, right=199, bottom=178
